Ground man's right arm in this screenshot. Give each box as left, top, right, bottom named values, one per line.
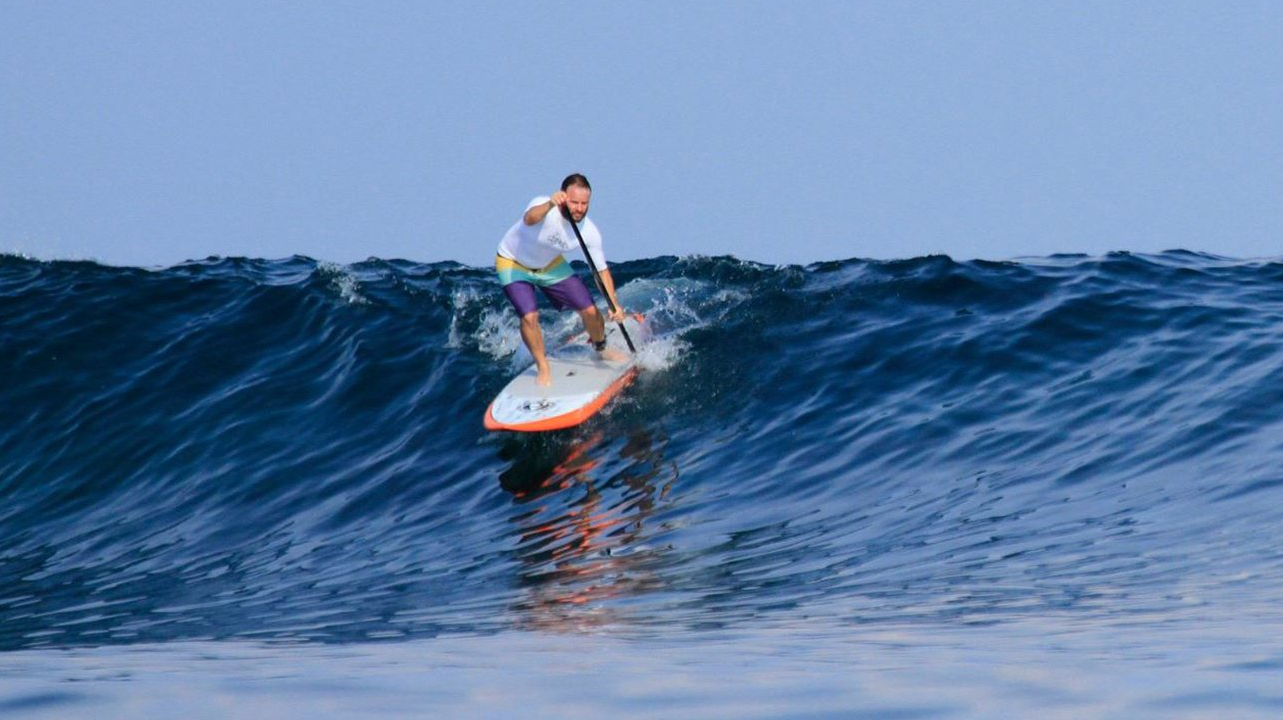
left=523, top=191, right=568, bottom=225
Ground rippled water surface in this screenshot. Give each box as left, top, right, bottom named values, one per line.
left=3, top=251, right=1283, bottom=717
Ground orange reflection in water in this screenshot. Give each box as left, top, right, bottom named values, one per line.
left=498, top=430, right=676, bottom=632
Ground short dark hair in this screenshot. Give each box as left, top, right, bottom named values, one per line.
left=561, top=173, right=591, bottom=192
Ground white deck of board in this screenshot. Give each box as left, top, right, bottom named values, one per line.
left=487, top=317, right=647, bottom=428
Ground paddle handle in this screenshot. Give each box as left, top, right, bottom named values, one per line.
left=561, top=206, right=636, bottom=353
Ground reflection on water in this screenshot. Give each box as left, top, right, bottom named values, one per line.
left=496, top=429, right=678, bottom=632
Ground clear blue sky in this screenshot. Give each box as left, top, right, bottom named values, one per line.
left=3, top=1, right=1281, bottom=268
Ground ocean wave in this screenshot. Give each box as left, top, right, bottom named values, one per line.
left=3, top=250, right=1283, bottom=651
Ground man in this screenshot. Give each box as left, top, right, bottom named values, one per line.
left=496, top=173, right=627, bottom=386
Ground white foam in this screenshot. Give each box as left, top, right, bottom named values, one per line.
left=317, top=263, right=368, bottom=305
left=633, top=333, right=688, bottom=372
left=619, top=278, right=748, bottom=335
left=447, top=286, right=519, bottom=360
left=461, top=274, right=750, bottom=374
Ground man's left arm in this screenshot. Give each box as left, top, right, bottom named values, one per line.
left=597, top=268, right=626, bottom=322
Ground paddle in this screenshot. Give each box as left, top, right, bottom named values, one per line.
left=560, top=205, right=636, bottom=353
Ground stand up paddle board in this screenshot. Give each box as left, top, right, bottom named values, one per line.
left=485, top=315, right=648, bottom=432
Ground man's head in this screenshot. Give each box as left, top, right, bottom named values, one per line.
left=561, top=173, right=591, bottom=222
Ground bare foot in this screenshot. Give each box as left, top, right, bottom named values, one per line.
left=599, top=347, right=627, bottom=363
left=536, top=364, right=552, bottom=386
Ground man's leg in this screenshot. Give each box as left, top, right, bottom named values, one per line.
left=577, top=305, right=626, bottom=362
left=502, top=281, right=554, bottom=386
left=520, top=310, right=552, bottom=386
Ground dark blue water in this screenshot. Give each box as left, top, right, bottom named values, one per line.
left=4, top=251, right=1283, bottom=717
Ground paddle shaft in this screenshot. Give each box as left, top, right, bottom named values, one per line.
left=561, top=206, right=636, bottom=353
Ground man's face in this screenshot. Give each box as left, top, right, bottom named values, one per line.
left=565, top=186, right=591, bottom=222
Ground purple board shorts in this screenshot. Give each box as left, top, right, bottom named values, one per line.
left=502, top=276, right=594, bottom=317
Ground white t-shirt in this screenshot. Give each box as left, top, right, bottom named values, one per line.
left=496, top=196, right=606, bottom=271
